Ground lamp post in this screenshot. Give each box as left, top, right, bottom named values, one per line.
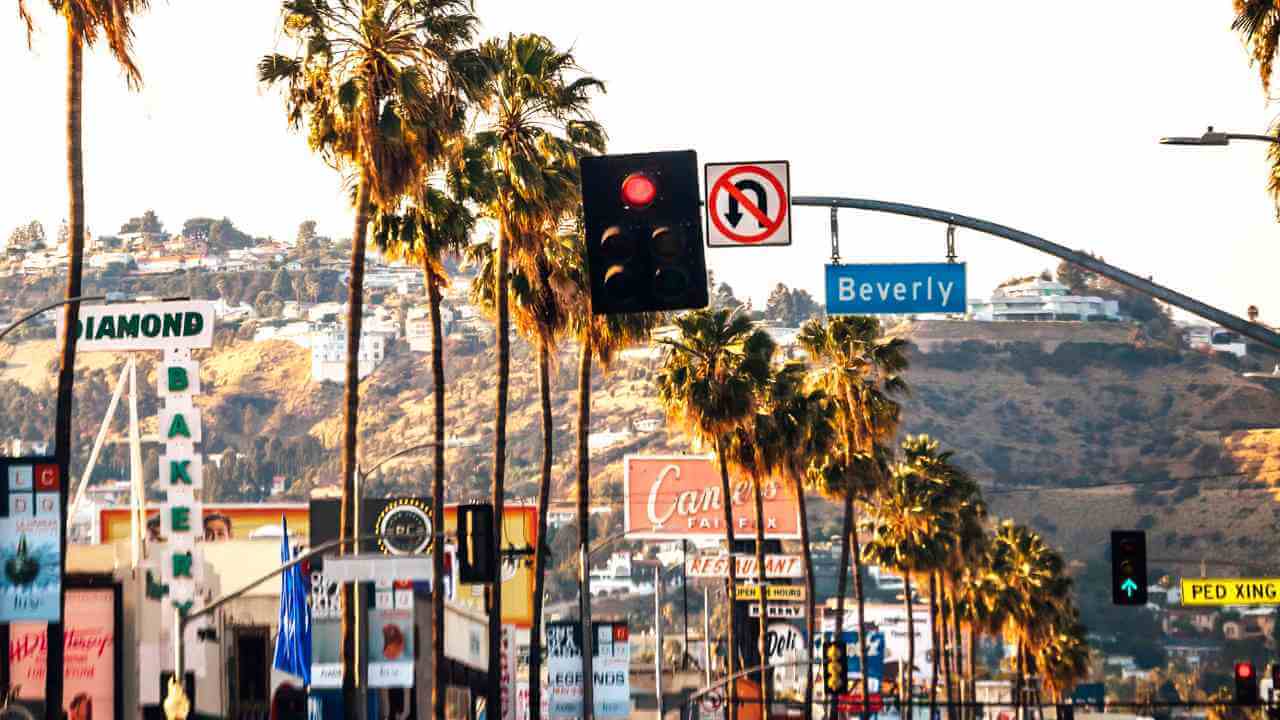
left=0, top=294, right=109, bottom=343
left=1159, top=126, right=1280, bottom=146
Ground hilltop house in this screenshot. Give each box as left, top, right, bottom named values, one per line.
left=310, top=325, right=387, bottom=383
left=967, top=278, right=1120, bottom=322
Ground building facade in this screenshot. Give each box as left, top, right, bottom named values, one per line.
left=968, top=278, right=1120, bottom=322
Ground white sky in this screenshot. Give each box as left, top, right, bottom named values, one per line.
left=4, top=2, right=1279, bottom=319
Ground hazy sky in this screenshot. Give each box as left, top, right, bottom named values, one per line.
left=5, top=2, right=1279, bottom=320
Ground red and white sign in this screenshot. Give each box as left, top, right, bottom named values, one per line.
left=623, top=455, right=801, bottom=540
left=686, top=554, right=804, bottom=579
left=838, top=693, right=884, bottom=714
left=704, top=161, right=791, bottom=247
left=10, top=588, right=117, bottom=720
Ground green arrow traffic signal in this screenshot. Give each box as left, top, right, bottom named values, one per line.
left=1121, top=578, right=1137, bottom=597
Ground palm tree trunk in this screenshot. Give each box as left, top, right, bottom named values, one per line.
left=715, top=438, right=738, bottom=720
left=576, top=343, right=594, bottom=720
left=850, top=506, right=872, bottom=720
left=793, top=478, right=815, bottom=720
left=831, top=491, right=853, bottom=717
left=751, top=475, right=770, bottom=708
left=488, top=218, right=511, bottom=720
left=943, top=589, right=956, bottom=720
left=1014, top=640, right=1025, bottom=720
left=528, top=344, right=554, bottom=720
left=341, top=163, right=372, bottom=713
left=49, top=26, right=86, bottom=717
left=904, top=574, right=915, bottom=712
left=428, top=269, right=447, bottom=720
left=929, top=575, right=940, bottom=720
left=967, top=625, right=978, bottom=720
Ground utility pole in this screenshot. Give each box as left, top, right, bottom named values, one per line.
left=682, top=539, right=690, bottom=670
left=703, top=585, right=712, bottom=688
left=655, top=565, right=663, bottom=719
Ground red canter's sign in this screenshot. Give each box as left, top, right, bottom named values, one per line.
left=623, top=455, right=801, bottom=539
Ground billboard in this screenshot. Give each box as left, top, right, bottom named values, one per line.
left=1, top=457, right=61, bottom=622
left=309, top=500, right=538, bottom=628
left=546, top=621, right=630, bottom=719
left=64, top=300, right=215, bottom=352
left=623, top=455, right=800, bottom=540
left=10, top=587, right=120, bottom=719
left=99, top=503, right=310, bottom=544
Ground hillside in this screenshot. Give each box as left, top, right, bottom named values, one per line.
left=2, top=318, right=1278, bottom=575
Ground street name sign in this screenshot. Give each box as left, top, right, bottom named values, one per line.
left=825, top=263, right=966, bottom=315
left=704, top=161, right=791, bottom=247
left=64, top=300, right=216, bottom=352
left=686, top=553, right=804, bottom=579
left=734, top=584, right=805, bottom=602
left=1181, top=578, right=1280, bottom=606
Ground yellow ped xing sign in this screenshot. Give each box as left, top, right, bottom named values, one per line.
left=1181, top=578, right=1280, bottom=606
left=734, top=584, right=806, bottom=602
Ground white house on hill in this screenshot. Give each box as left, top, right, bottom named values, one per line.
left=968, top=278, right=1120, bottom=322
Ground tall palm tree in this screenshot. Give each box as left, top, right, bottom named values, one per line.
left=472, top=34, right=605, bottom=716
left=559, top=225, right=661, bottom=720
left=1231, top=2, right=1280, bottom=213
left=19, top=0, right=151, bottom=711
left=757, top=363, right=834, bottom=720
left=373, top=136, right=488, bottom=720
left=800, top=316, right=908, bottom=714
left=656, top=308, right=776, bottom=720
left=260, top=1, right=485, bottom=709
left=468, top=217, right=580, bottom=720
left=861, top=452, right=959, bottom=708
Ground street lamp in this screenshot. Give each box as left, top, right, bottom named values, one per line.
left=1159, top=125, right=1280, bottom=146
left=0, top=293, right=114, bottom=343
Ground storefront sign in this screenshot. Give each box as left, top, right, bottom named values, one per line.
left=685, top=554, right=803, bottom=579
left=546, top=621, right=631, bottom=719
left=100, top=503, right=310, bottom=543
left=10, top=587, right=119, bottom=719
left=0, top=457, right=61, bottom=622
left=65, top=301, right=215, bottom=352
left=734, top=584, right=805, bottom=602
left=623, top=456, right=800, bottom=540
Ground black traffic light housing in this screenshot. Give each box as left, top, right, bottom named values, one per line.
left=457, top=503, right=494, bottom=584
left=823, top=637, right=848, bottom=695
left=580, top=150, right=708, bottom=315
left=1110, top=530, right=1148, bottom=606
left=1236, top=661, right=1260, bottom=705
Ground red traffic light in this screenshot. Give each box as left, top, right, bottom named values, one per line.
left=620, top=172, right=658, bottom=208
left=1237, top=662, right=1254, bottom=679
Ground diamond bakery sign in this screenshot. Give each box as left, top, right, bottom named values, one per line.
left=622, top=455, right=800, bottom=540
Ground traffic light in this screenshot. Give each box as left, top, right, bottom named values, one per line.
left=580, top=150, right=708, bottom=315
left=456, top=503, right=494, bottom=583
left=1236, top=661, right=1260, bottom=705
left=823, top=638, right=848, bottom=695
left=1110, top=530, right=1148, bottom=606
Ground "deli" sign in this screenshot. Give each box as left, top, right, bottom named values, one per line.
left=622, top=455, right=800, bottom=540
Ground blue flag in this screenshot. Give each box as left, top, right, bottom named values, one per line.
left=273, top=515, right=312, bottom=683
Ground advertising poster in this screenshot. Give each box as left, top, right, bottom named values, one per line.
left=1, top=459, right=61, bottom=622
left=367, top=607, right=414, bottom=688
left=99, top=503, right=310, bottom=543
left=9, top=588, right=118, bottom=720
left=546, top=621, right=630, bottom=719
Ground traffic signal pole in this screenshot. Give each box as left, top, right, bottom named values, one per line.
left=793, top=196, right=1280, bottom=350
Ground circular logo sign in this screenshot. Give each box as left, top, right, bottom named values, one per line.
left=375, top=498, right=433, bottom=555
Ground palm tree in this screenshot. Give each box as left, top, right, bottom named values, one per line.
left=259, top=1, right=485, bottom=710
left=1231, top=2, right=1280, bottom=213
left=656, top=308, right=776, bottom=720
left=755, top=363, right=834, bottom=720
left=373, top=136, right=488, bottom=720
left=18, top=0, right=151, bottom=711
left=799, top=316, right=908, bottom=713
left=861, top=452, right=959, bottom=708
left=558, top=225, right=661, bottom=720
left=472, top=34, right=605, bottom=717
left=468, top=216, right=583, bottom=719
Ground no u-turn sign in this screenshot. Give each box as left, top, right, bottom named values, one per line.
left=705, top=160, right=791, bottom=247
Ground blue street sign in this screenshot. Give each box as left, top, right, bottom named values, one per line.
left=825, top=263, right=966, bottom=315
